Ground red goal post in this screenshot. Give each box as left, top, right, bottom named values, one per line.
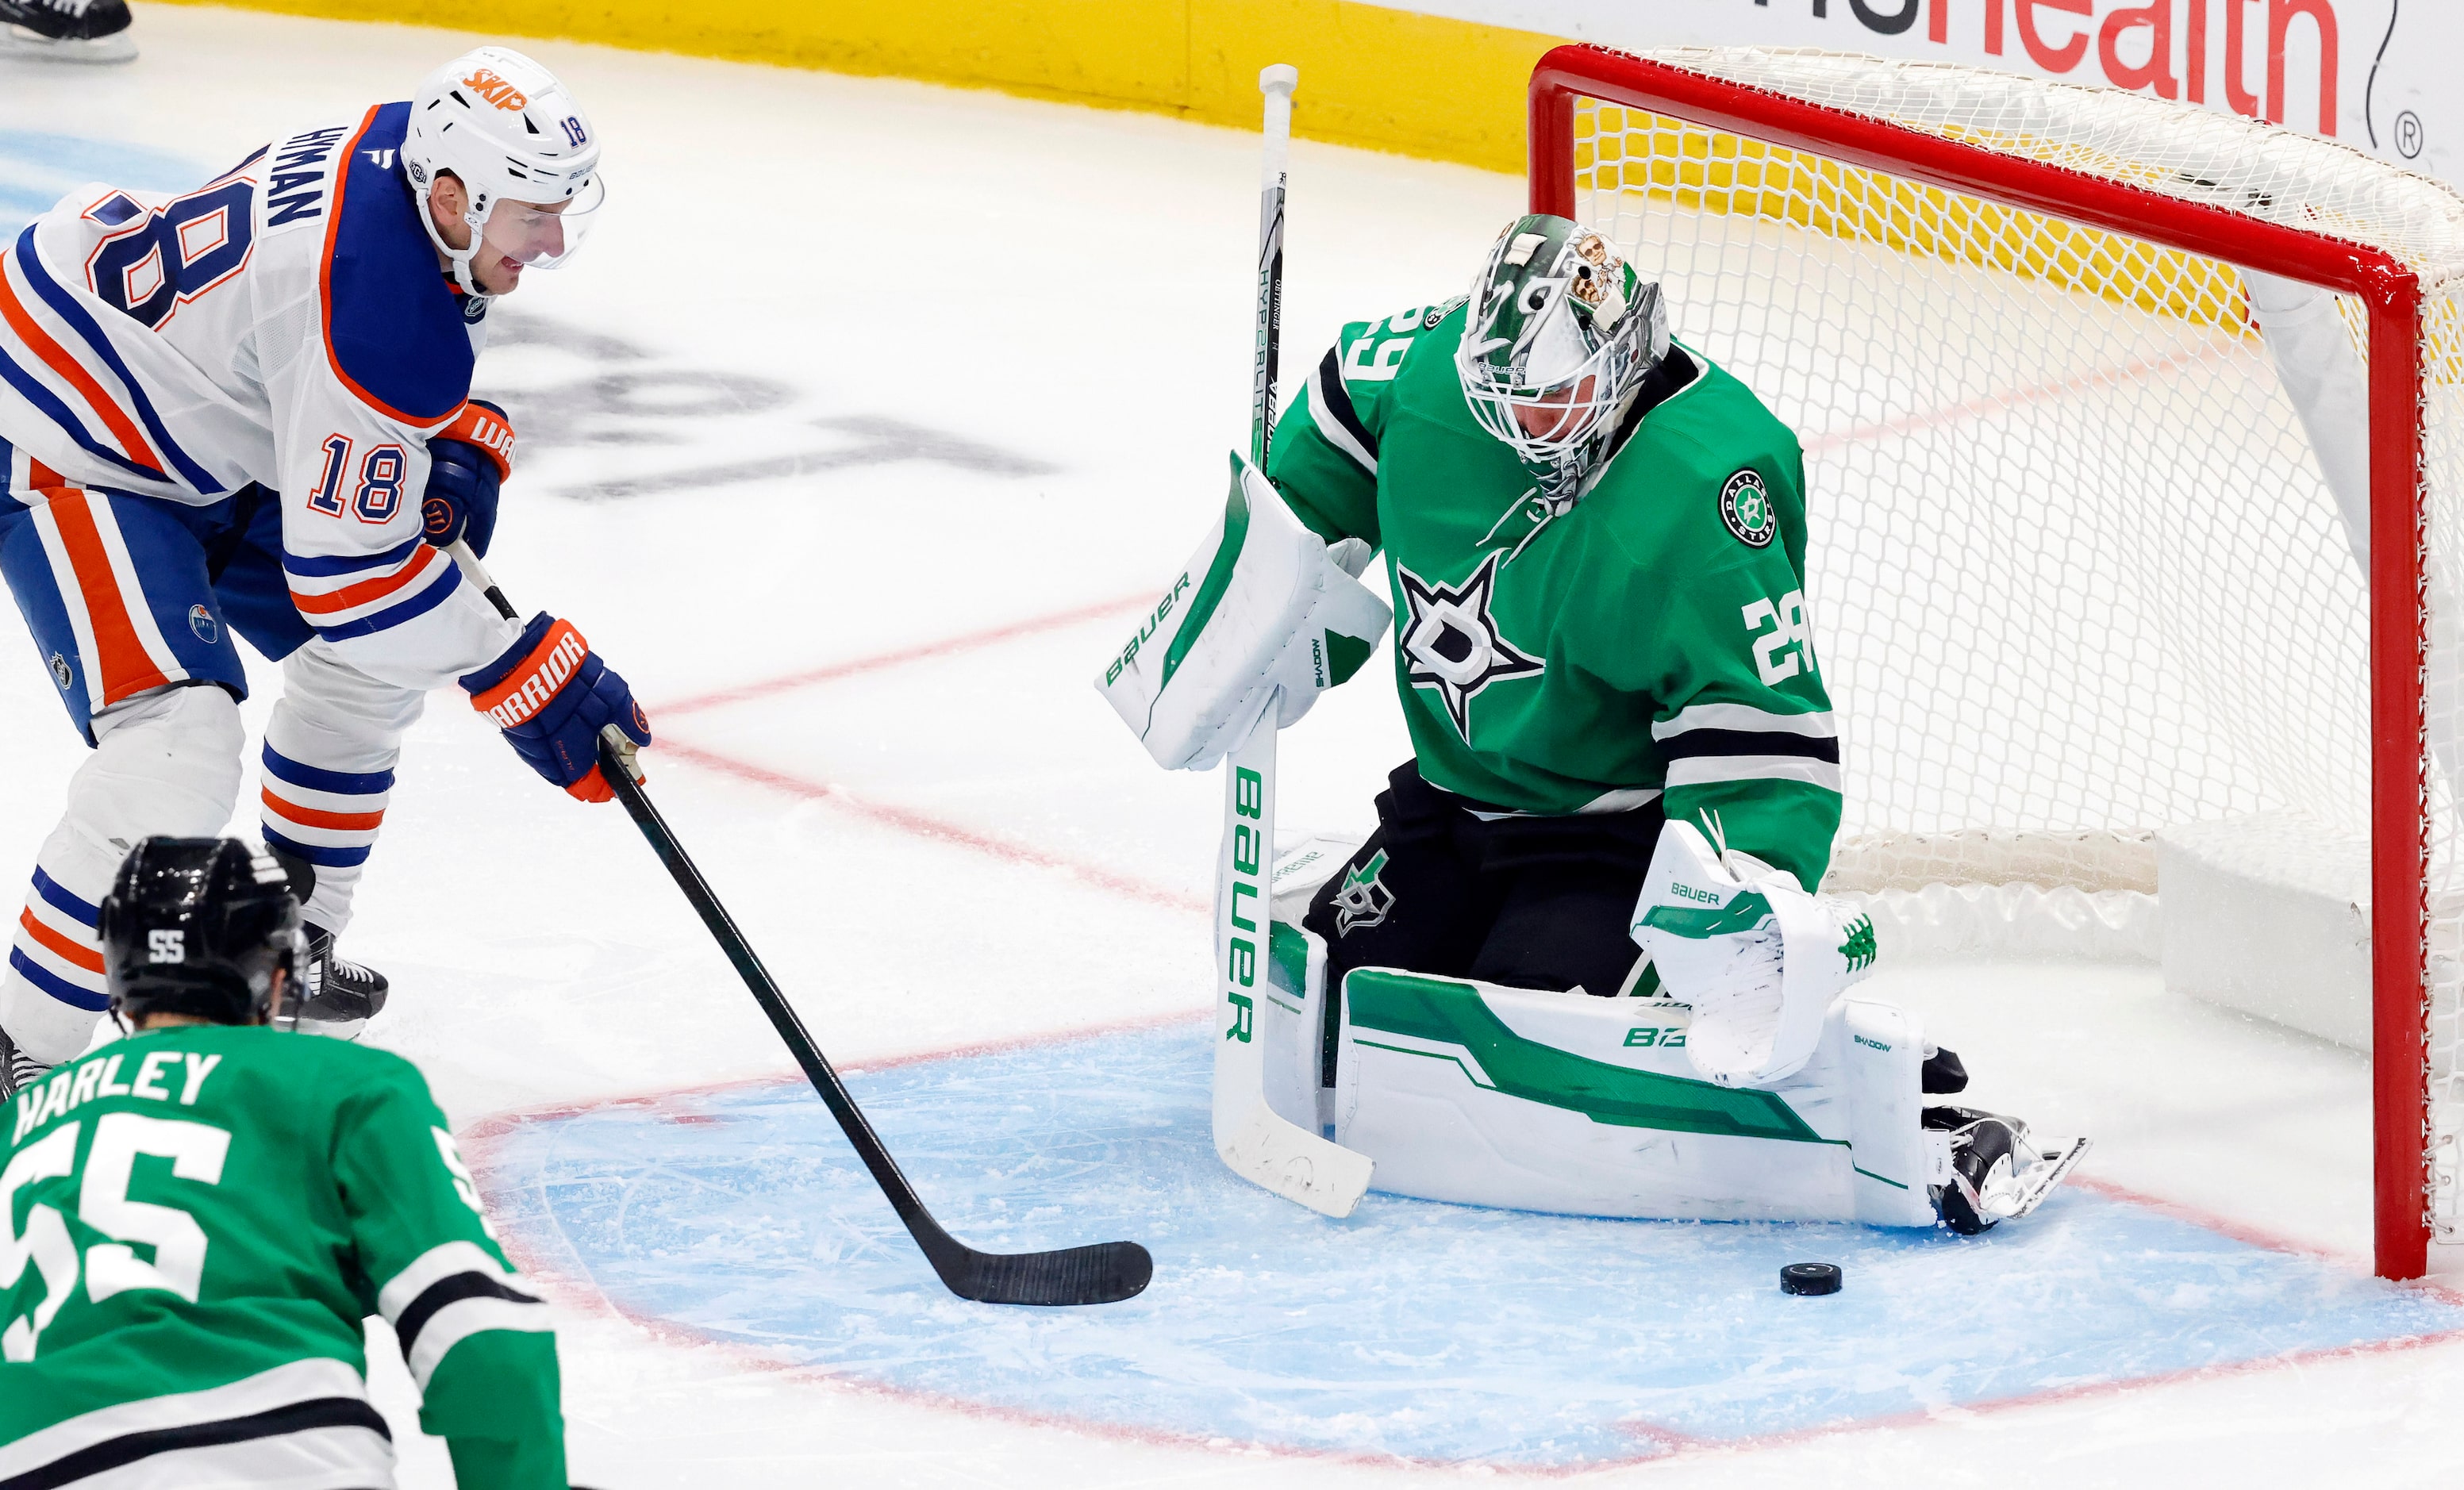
left=1526, top=43, right=2447, bottom=1280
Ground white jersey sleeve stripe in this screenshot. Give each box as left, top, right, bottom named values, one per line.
left=286, top=540, right=443, bottom=618
left=282, top=533, right=426, bottom=581
left=1652, top=701, right=1837, bottom=740
left=402, top=1296, right=555, bottom=1391
left=305, top=552, right=466, bottom=643
left=1663, top=755, right=1844, bottom=793
left=0, top=1357, right=384, bottom=1483
left=376, top=1239, right=527, bottom=1323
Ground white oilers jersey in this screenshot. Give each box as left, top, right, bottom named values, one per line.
left=0, top=102, right=520, bottom=689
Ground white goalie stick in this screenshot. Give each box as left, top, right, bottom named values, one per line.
left=1211, top=64, right=1374, bottom=1220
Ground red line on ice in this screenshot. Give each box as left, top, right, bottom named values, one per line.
left=639, top=590, right=1205, bottom=913
left=654, top=592, right=1151, bottom=717
left=650, top=736, right=1205, bottom=914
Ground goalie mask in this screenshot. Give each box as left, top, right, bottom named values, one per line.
left=404, top=46, right=605, bottom=297
left=1456, top=214, right=1670, bottom=501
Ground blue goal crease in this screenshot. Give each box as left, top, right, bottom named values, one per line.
left=471, top=1023, right=2464, bottom=1468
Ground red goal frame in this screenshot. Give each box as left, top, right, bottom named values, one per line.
left=1527, top=43, right=2435, bottom=1281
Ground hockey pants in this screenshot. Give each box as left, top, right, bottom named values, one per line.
left=1301, top=760, right=1666, bottom=1008
left=2, top=472, right=421, bottom=1063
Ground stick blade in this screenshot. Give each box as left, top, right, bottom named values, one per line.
left=931, top=1239, right=1155, bottom=1307
left=1217, top=1100, right=1373, bottom=1219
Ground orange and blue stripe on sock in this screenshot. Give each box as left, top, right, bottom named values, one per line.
left=6, top=867, right=106, bottom=1012
left=257, top=743, right=391, bottom=871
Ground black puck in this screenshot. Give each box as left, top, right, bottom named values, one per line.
left=1779, top=1262, right=1842, bottom=1296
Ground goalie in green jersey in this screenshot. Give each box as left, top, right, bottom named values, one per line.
left=1, top=838, right=567, bottom=1488
left=1102, top=215, right=2086, bottom=1233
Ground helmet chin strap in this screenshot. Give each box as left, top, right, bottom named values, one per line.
left=412, top=170, right=497, bottom=298
left=444, top=202, right=494, bottom=298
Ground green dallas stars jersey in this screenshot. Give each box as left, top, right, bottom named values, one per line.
left=1, top=1025, right=563, bottom=1489
left=1267, top=301, right=1839, bottom=889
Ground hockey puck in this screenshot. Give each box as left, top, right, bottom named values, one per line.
left=1779, top=1262, right=1843, bottom=1296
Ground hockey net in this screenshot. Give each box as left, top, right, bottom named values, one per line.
left=1531, top=45, right=2464, bottom=1278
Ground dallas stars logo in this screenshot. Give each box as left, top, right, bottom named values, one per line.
left=1395, top=552, right=1545, bottom=744
left=1331, top=849, right=1394, bottom=935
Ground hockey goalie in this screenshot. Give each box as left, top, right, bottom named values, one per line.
left=1100, top=214, right=2086, bottom=1235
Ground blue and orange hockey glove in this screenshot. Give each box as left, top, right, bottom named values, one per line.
left=460, top=613, right=651, bottom=802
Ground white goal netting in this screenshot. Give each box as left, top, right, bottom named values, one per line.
left=1563, top=48, right=2464, bottom=1250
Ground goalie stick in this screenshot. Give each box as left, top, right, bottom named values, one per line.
left=1209, top=64, right=1375, bottom=1220
left=449, top=540, right=1155, bottom=1306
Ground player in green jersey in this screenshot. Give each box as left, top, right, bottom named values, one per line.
left=1261, top=217, right=1850, bottom=1006
left=1102, top=213, right=2085, bottom=1232
left=1, top=837, right=567, bottom=1488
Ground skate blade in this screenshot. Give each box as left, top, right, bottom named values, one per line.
left=0, top=27, right=137, bottom=63
left=294, top=1014, right=370, bottom=1043
left=1997, top=1135, right=2090, bottom=1222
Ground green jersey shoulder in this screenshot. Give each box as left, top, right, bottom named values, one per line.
left=2, top=1027, right=565, bottom=1488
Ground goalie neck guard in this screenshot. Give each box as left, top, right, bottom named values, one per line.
left=1456, top=213, right=1670, bottom=505
left=98, top=838, right=306, bottom=1029
left=404, top=45, right=605, bottom=297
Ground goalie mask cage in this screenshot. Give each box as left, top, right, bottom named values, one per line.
left=1528, top=44, right=2464, bottom=1281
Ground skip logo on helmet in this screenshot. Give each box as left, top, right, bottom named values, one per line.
left=462, top=67, right=529, bottom=111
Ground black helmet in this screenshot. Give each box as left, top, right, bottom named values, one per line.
left=98, top=838, right=305, bottom=1028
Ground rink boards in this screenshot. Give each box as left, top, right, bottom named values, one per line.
left=467, top=1021, right=2464, bottom=1469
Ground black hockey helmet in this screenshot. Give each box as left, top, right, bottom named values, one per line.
left=98, top=837, right=306, bottom=1028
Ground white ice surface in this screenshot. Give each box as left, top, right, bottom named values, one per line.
left=3, top=9, right=2462, bottom=1486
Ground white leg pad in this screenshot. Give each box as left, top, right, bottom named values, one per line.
left=1256, top=919, right=1327, bottom=1133
left=1332, top=970, right=1947, bottom=1227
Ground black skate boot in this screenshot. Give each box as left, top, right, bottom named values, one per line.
left=0, top=0, right=135, bottom=63
left=0, top=1021, right=52, bottom=1100
left=1925, top=1105, right=2090, bottom=1235
left=292, top=924, right=390, bottom=1040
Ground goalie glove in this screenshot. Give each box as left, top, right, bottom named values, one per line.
left=1095, top=451, right=1390, bottom=771
left=1628, top=816, right=1877, bottom=1088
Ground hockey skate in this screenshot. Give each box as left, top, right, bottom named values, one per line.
left=0, top=0, right=134, bottom=62
left=1925, top=1105, right=2089, bottom=1235
left=0, top=1021, right=51, bottom=1100
left=291, top=926, right=390, bottom=1040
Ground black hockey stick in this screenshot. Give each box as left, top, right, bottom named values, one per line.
left=450, top=541, right=1154, bottom=1306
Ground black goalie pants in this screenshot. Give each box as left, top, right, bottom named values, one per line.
left=1300, top=761, right=1664, bottom=1008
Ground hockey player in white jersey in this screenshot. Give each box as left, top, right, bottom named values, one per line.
left=0, top=46, right=652, bottom=1093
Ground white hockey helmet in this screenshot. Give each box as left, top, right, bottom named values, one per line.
left=403, top=46, right=605, bottom=296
